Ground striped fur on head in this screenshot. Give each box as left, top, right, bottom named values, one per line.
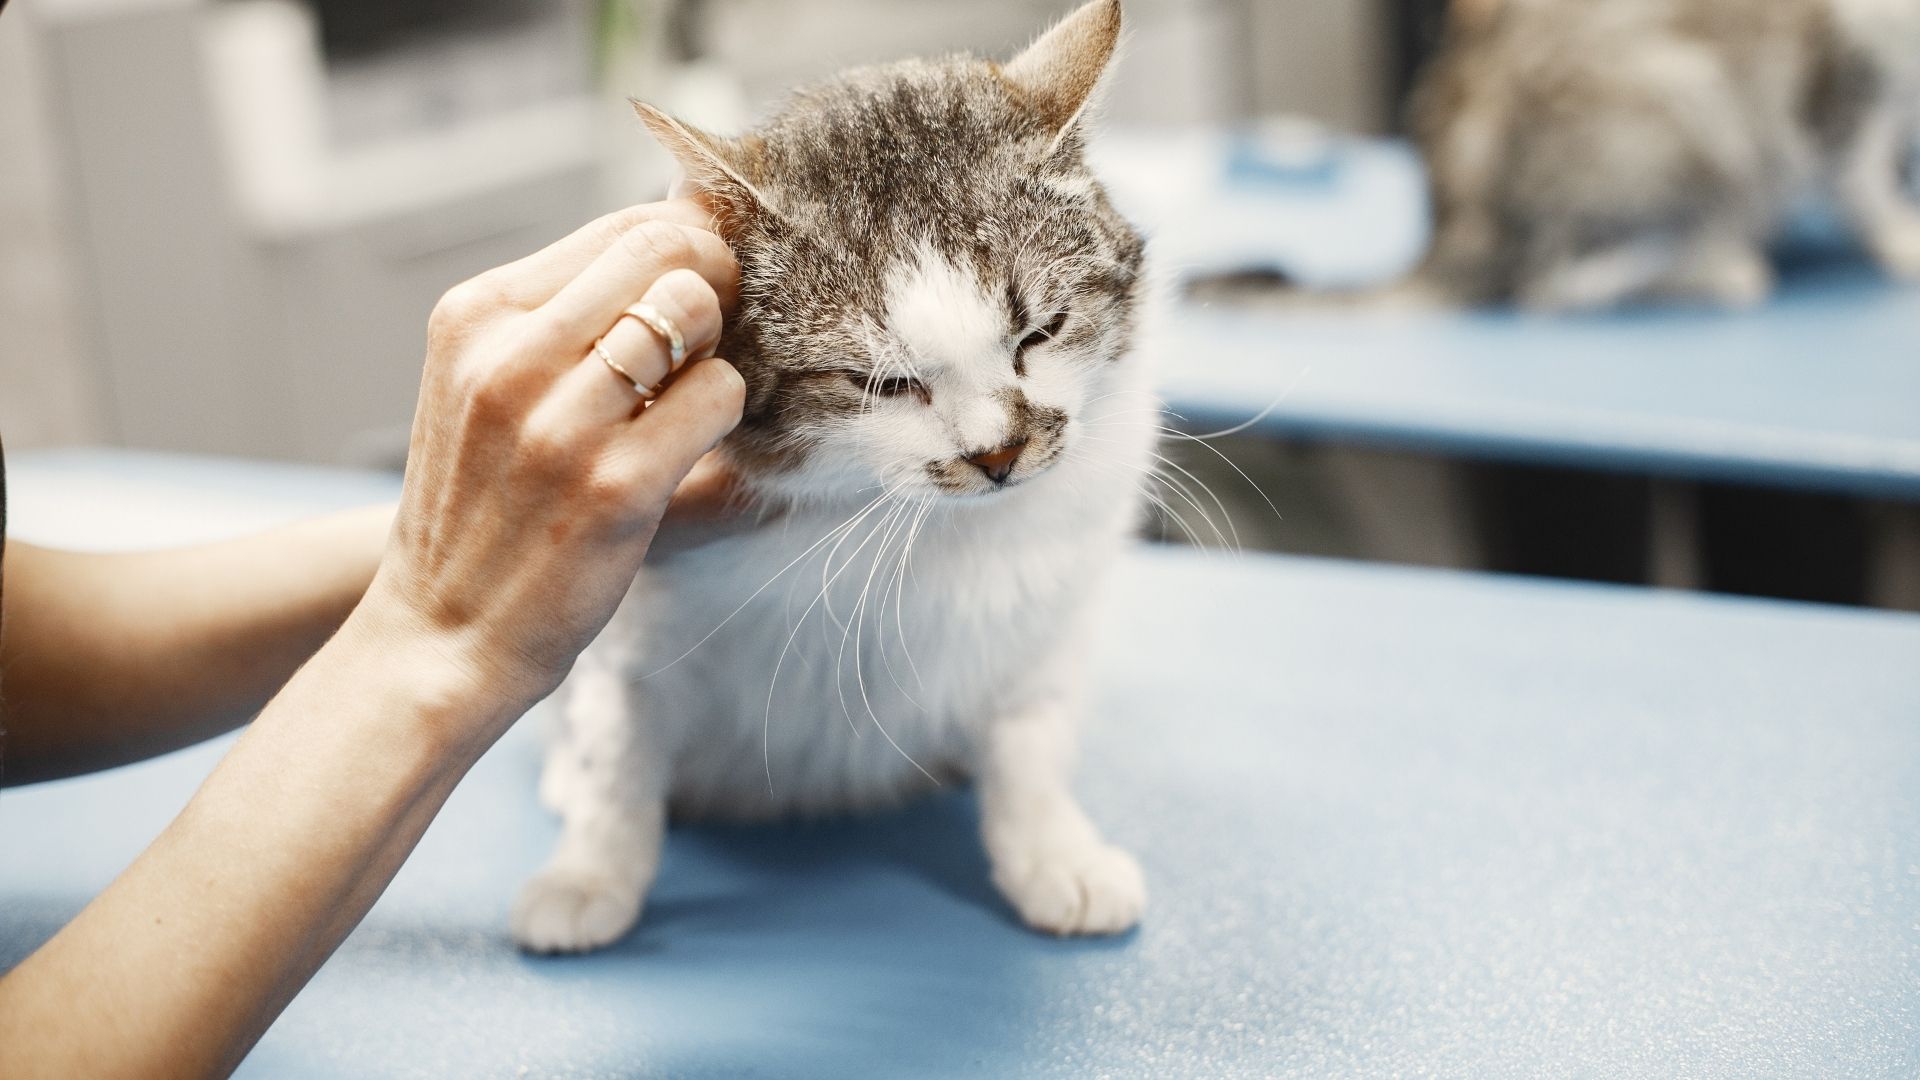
left=635, top=0, right=1144, bottom=502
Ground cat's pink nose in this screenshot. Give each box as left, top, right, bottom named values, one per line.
left=966, top=439, right=1027, bottom=484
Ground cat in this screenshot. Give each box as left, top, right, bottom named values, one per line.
left=1407, top=0, right=1920, bottom=311
left=511, top=0, right=1159, bottom=954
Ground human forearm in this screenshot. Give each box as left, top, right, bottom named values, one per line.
left=0, top=601, right=518, bottom=1078
left=0, top=197, right=745, bottom=1074
left=0, top=503, right=393, bottom=784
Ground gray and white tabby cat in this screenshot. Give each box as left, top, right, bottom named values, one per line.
left=513, top=0, right=1157, bottom=953
left=1411, top=0, right=1920, bottom=310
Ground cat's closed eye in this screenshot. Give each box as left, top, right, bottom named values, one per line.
left=1017, top=311, right=1069, bottom=355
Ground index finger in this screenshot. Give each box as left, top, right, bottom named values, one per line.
left=474, top=200, right=733, bottom=312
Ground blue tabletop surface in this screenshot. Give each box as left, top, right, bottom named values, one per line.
left=1154, top=259, right=1920, bottom=499
left=4, top=451, right=1919, bottom=1078
left=1095, top=130, right=1920, bottom=498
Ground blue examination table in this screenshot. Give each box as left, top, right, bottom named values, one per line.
left=1157, top=260, right=1920, bottom=499
left=3, top=450, right=1917, bottom=1077
left=1095, top=130, right=1920, bottom=499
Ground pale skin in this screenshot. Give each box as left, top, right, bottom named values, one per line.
left=0, top=199, right=751, bottom=1077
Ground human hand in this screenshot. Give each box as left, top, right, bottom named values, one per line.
left=649, top=451, right=777, bottom=561
left=355, top=201, right=745, bottom=743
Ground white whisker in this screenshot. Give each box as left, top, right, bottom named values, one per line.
left=1147, top=449, right=1242, bottom=552
left=763, top=485, right=910, bottom=794
left=835, top=497, right=912, bottom=732
left=878, top=496, right=934, bottom=703
left=638, top=490, right=892, bottom=680
left=1162, top=365, right=1312, bottom=442
left=1155, top=425, right=1285, bottom=529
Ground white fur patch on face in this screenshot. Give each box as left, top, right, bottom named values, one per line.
left=829, top=242, right=1101, bottom=498
left=879, top=245, right=1025, bottom=456
left=882, top=245, right=1007, bottom=381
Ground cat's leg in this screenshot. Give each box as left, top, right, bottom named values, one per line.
left=513, top=644, right=667, bottom=954
left=1836, top=103, right=1920, bottom=280
left=974, top=693, right=1145, bottom=936
left=1652, top=229, right=1774, bottom=310
left=1522, top=230, right=1771, bottom=312
left=1515, top=236, right=1681, bottom=313
left=536, top=699, right=579, bottom=814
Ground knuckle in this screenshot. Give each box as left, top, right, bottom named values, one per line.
left=651, top=269, right=723, bottom=340
left=516, top=306, right=575, bottom=353
left=584, top=206, right=650, bottom=255
left=515, top=419, right=573, bottom=471
left=461, top=366, right=520, bottom=425
left=598, top=204, right=661, bottom=238
left=580, top=466, right=636, bottom=511
left=609, top=199, right=719, bottom=238
left=617, top=220, right=697, bottom=275
left=431, top=276, right=505, bottom=337
left=657, top=267, right=720, bottom=315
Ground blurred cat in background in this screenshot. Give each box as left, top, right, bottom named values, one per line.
left=1411, top=0, right=1920, bottom=310
left=513, top=0, right=1157, bottom=954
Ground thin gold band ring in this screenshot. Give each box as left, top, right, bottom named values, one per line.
left=619, top=301, right=689, bottom=373
left=593, top=339, right=658, bottom=401
left=592, top=300, right=690, bottom=400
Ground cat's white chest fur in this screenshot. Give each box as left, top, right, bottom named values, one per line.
left=545, top=409, right=1150, bottom=824
left=521, top=395, right=1157, bottom=953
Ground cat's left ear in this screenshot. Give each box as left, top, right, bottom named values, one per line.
left=631, top=100, right=774, bottom=229
left=1000, top=0, right=1123, bottom=137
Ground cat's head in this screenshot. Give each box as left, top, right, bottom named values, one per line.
left=637, top=0, right=1143, bottom=504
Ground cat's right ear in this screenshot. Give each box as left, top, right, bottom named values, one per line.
left=631, top=100, right=773, bottom=227
left=1001, top=0, right=1123, bottom=137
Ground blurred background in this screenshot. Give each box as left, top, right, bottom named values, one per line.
left=3, top=0, right=1916, bottom=610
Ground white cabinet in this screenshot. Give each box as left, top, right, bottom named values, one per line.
left=30, top=0, right=614, bottom=464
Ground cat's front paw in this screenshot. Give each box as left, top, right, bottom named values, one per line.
left=993, top=840, right=1146, bottom=936
left=512, top=866, right=643, bottom=954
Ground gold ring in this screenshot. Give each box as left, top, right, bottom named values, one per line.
left=594, top=338, right=658, bottom=401
left=618, top=301, right=689, bottom=374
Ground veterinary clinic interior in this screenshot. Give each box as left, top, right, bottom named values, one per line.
left=2, top=0, right=1916, bottom=1076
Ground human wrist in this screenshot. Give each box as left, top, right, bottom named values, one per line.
left=326, top=589, right=543, bottom=768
